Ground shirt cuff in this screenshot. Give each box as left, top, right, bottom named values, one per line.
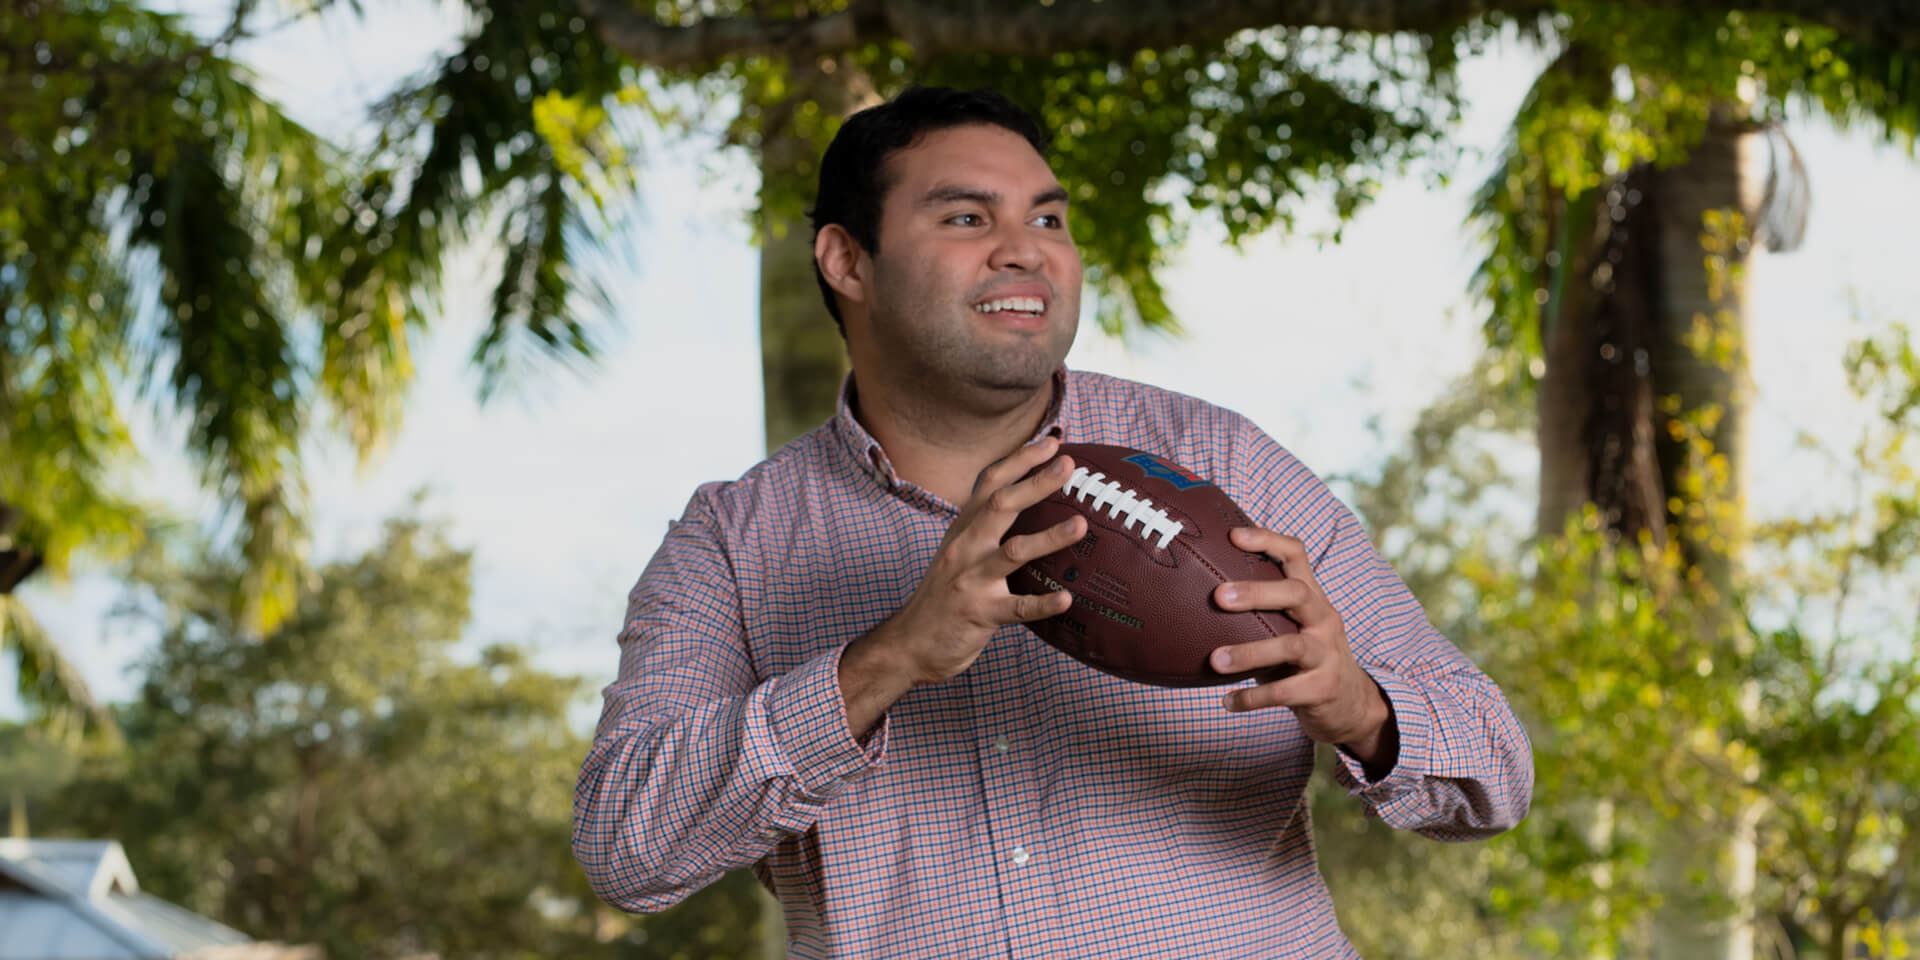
left=1332, top=665, right=1430, bottom=807
left=765, top=642, right=891, bottom=803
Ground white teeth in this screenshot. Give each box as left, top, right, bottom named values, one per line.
left=972, top=297, right=1045, bottom=314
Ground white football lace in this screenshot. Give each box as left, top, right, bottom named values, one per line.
left=1063, top=467, right=1186, bottom=549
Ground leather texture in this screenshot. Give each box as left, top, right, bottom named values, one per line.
left=1005, top=443, right=1298, bottom=687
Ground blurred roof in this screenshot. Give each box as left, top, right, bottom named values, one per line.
left=0, top=839, right=320, bottom=960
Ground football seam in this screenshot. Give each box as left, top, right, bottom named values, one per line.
left=1061, top=495, right=1181, bottom=568
left=1061, top=466, right=1187, bottom=548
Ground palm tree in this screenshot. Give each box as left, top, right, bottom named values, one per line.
left=0, top=0, right=627, bottom=721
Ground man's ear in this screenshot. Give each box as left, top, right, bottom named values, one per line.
left=814, top=224, right=869, bottom=307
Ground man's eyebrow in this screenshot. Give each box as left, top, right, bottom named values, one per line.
left=915, top=185, right=1072, bottom=209
left=1032, top=186, right=1070, bottom=207
left=917, top=185, right=1000, bottom=208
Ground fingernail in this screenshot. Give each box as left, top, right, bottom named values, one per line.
left=1220, top=693, right=1237, bottom=712
left=1211, top=648, right=1232, bottom=670
left=1219, top=586, right=1240, bottom=605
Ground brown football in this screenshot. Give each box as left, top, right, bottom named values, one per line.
left=1004, top=443, right=1299, bottom=687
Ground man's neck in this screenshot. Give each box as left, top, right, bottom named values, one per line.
left=851, top=370, right=1059, bottom=507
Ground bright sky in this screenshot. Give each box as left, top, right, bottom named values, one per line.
left=8, top=3, right=1919, bottom=716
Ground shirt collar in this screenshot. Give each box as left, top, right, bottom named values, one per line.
left=833, top=367, right=1071, bottom=492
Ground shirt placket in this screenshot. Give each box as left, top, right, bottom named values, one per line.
left=967, top=622, right=1067, bottom=959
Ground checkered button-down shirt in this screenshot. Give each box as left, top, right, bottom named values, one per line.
left=574, top=368, right=1533, bottom=959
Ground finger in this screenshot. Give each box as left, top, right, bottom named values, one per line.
left=1213, top=578, right=1315, bottom=615
left=992, top=514, right=1086, bottom=577
left=1001, top=588, right=1075, bottom=624
left=972, top=435, right=1061, bottom=500
left=1221, top=668, right=1336, bottom=713
left=978, top=453, right=1075, bottom=524
left=1210, top=633, right=1315, bottom=676
left=1231, top=527, right=1321, bottom=591
left=1010, top=452, right=1078, bottom=507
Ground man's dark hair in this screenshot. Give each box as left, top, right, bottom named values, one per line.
left=808, top=86, right=1051, bottom=333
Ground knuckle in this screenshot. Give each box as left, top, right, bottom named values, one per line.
left=1014, top=594, right=1044, bottom=621
left=1288, top=635, right=1314, bottom=666
left=976, top=465, right=1015, bottom=499
left=1017, top=470, right=1051, bottom=499
left=970, top=466, right=996, bottom=499
left=941, top=577, right=971, bottom=606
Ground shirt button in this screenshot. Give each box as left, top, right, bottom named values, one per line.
left=1010, top=846, right=1030, bottom=866
left=992, top=736, right=1011, bottom=753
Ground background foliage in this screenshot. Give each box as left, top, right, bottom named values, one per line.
left=5, top=0, right=1918, bottom=957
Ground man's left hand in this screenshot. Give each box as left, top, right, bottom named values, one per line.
left=1209, top=527, right=1398, bottom=774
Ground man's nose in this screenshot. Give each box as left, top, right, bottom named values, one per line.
left=986, top=217, right=1045, bottom=272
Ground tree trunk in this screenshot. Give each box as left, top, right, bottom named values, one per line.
left=1535, top=189, right=1597, bottom=538
left=1641, top=108, right=1771, bottom=960
left=1645, top=111, right=1768, bottom=599
left=1823, top=902, right=1852, bottom=960
left=1536, top=106, right=1777, bottom=959
left=755, top=62, right=874, bottom=453
left=759, top=210, right=849, bottom=452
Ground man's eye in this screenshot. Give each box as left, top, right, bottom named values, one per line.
left=947, top=213, right=984, bottom=226
left=1033, top=214, right=1064, bottom=229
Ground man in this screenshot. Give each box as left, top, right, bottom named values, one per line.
left=574, top=86, right=1532, bottom=958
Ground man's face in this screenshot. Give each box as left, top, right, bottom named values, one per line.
left=857, top=123, right=1082, bottom=398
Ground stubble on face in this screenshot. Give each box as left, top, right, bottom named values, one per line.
left=856, top=126, right=1082, bottom=415
left=866, top=254, right=1076, bottom=399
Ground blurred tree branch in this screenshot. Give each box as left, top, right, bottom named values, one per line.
left=578, top=0, right=1920, bottom=67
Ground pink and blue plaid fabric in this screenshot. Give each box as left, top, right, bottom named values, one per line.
left=574, top=368, right=1532, bottom=959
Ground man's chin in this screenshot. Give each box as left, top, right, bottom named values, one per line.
left=967, top=356, right=1061, bottom=395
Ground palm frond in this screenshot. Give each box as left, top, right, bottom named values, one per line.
left=0, top=596, right=117, bottom=743
left=475, top=168, right=608, bottom=396
left=123, top=85, right=316, bottom=631
left=367, top=0, right=629, bottom=402
left=2, top=1, right=344, bottom=629
left=0, top=136, right=146, bottom=577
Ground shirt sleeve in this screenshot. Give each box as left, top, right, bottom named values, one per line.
left=571, top=485, right=892, bottom=912
left=1231, top=418, right=1534, bottom=840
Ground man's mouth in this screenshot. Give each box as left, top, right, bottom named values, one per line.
left=971, top=295, right=1047, bottom=316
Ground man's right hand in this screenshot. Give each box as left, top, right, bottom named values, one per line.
left=838, top=436, right=1085, bottom=736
